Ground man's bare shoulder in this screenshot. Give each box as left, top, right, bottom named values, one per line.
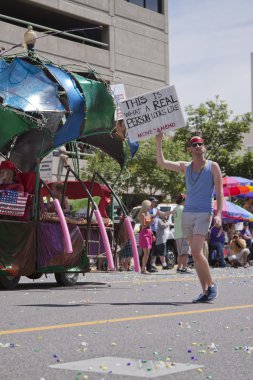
left=210, top=161, right=222, bottom=174
left=210, top=161, right=220, bottom=168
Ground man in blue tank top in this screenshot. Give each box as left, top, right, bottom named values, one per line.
left=156, top=133, right=224, bottom=302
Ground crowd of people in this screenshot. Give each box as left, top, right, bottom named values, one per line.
left=209, top=221, right=251, bottom=268
left=118, top=200, right=252, bottom=275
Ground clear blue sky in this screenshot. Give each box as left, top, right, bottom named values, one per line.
left=169, top=0, right=253, bottom=116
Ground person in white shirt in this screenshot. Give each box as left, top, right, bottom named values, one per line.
left=173, top=194, right=191, bottom=273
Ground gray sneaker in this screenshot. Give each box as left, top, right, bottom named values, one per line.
left=207, top=283, right=218, bottom=301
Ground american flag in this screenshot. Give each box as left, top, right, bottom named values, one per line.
left=0, top=190, right=28, bottom=217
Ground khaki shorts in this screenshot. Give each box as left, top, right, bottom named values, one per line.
left=228, top=249, right=250, bottom=264
left=182, top=212, right=212, bottom=238
left=176, top=238, right=191, bottom=256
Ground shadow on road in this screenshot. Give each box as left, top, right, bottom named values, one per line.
left=7, top=281, right=110, bottom=292
left=15, top=303, right=93, bottom=307
left=95, top=301, right=193, bottom=306
left=15, top=300, right=194, bottom=308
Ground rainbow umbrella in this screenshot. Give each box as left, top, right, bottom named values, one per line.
left=223, top=185, right=253, bottom=197
left=222, top=176, right=252, bottom=187
left=221, top=176, right=253, bottom=196
left=213, top=200, right=253, bottom=222
left=236, top=192, right=253, bottom=199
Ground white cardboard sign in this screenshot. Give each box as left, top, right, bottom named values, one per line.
left=119, top=85, right=185, bottom=142
left=40, top=152, right=53, bottom=183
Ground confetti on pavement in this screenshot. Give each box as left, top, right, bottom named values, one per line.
left=50, top=356, right=204, bottom=378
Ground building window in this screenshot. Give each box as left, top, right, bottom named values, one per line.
left=0, top=0, right=108, bottom=49
left=126, top=0, right=163, bottom=13
left=127, top=0, right=144, bottom=7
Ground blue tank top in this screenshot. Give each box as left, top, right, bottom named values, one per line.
left=184, top=160, right=214, bottom=213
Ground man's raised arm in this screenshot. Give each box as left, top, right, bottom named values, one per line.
left=212, top=162, right=224, bottom=227
left=155, top=133, right=188, bottom=174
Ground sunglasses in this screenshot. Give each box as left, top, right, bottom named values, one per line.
left=191, top=142, right=204, bottom=147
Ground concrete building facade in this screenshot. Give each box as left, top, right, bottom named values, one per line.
left=0, top=0, right=168, bottom=181
left=0, top=0, right=169, bottom=99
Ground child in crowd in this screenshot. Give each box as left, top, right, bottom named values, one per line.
left=118, top=239, right=133, bottom=271
left=118, top=219, right=134, bottom=271
left=138, top=199, right=154, bottom=274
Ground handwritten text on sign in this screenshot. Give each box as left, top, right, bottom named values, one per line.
left=119, top=86, right=185, bottom=142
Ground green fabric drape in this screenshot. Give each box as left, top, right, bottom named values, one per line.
left=0, top=106, right=38, bottom=150
left=73, top=74, right=115, bottom=137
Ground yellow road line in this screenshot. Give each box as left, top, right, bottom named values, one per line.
left=1, top=304, right=253, bottom=336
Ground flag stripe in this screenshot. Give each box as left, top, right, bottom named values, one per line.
left=0, top=190, right=28, bottom=217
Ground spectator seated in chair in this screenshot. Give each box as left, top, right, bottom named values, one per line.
left=209, top=222, right=227, bottom=267
left=0, top=161, right=24, bottom=192
left=240, top=222, right=253, bottom=257
left=228, top=232, right=250, bottom=268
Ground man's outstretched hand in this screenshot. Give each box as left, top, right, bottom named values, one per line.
left=213, top=215, right=222, bottom=227
left=155, top=132, right=164, bottom=143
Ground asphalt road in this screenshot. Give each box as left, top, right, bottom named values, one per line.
left=1, top=266, right=253, bottom=380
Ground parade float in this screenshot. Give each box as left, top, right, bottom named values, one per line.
left=0, top=27, right=139, bottom=289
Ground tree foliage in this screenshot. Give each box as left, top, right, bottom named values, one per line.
left=84, top=149, right=122, bottom=185
left=174, top=96, right=252, bottom=173
left=226, top=151, right=253, bottom=179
